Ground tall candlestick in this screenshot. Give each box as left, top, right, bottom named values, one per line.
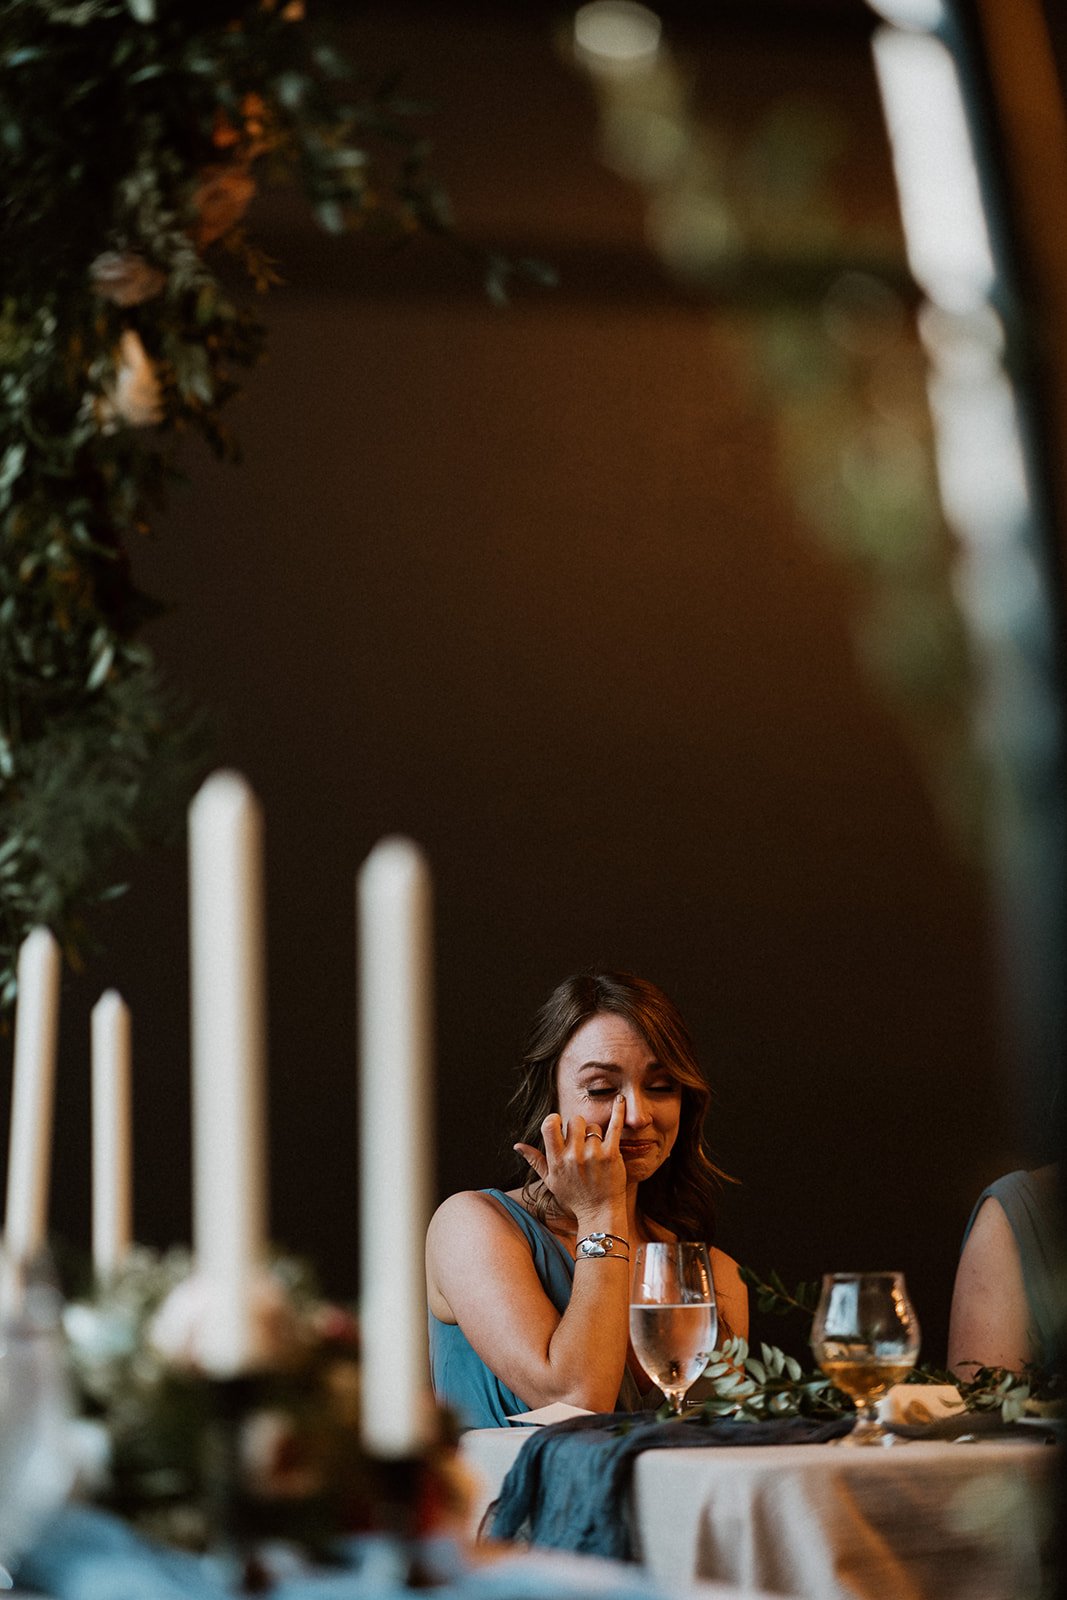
left=357, top=837, right=435, bottom=1457
left=188, top=770, right=269, bottom=1375
left=3, top=927, right=61, bottom=1264
left=91, top=989, right=132, bottom=1281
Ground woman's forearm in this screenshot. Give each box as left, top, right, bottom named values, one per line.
left=506, top=1097, right=636, bottom=1409
left=539, top=1198, right=632, bottom=1410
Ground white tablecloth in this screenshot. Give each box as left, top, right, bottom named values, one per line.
left=460, top=1426, right=1057, bottom=1600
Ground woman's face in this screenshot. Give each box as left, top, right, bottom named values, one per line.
left=555, top=1011, right=682, bottom=1184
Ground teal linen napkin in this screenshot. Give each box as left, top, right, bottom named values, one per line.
left=488, top=1410, right=854, bottom=1560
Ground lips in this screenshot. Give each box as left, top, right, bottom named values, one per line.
left=620, top=1141, right=656, bottom=1157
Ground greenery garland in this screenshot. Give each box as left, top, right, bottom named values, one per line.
left=696, top=1333, right=1054, bottom=1426
left=0, top=0, right=506, bottom=1009
left=726, top=1267, right=1063, bottom=1425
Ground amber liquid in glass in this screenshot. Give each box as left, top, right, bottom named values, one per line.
left=819, top=1357, right=916, bottom=1403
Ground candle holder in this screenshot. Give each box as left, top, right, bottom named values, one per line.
left=353, top=1438, right=472, bottom=1592
left=200, top=1376, right=274, bottom=1594
left=200, top=1388, right=464, bottom=1592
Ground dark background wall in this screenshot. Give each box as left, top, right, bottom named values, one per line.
left=4, top=0, right=1054, bottom=1366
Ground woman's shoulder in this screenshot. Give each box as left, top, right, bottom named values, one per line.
left=426, top=1190, right=541, bottom=1321
left=428, top=1188, right=534, bottom=1245
left=709, top=1246, right=744, bottom=1296
left=709, top=1247, right=749, bottom=1341
left=430, top=1187, right=505, bottom=1225
left=635, top=1225, right=747, bottom=1330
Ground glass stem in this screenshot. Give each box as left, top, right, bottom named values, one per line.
left=856, top=1398, right=881, bottom=1435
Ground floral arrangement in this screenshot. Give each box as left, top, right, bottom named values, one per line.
left=0, top=0, right=532, bottom=1008
left=63, top=1246, right=468, bottom=1556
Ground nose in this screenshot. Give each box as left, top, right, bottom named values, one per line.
left=624, top=1090, right=653, bottom=1131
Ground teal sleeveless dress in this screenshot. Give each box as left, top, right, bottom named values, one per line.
left=428, top=1188, right=658, bottom=1429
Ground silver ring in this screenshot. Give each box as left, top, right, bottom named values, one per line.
left=584, top=1128, right=604, bottom=1141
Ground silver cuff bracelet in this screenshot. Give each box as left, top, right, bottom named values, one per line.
left=576, top=1231, right=630, bottom=1259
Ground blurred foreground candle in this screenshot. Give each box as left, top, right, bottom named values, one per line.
left=188, top=771, right=268, bottom=1375
left=358, top=838, right=435, bottom=1457
left=91, top=990, right=132, bottom=1281
left=3, top=927, right=61, bottom=1264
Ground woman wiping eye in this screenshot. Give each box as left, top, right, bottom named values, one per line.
left=425, top=969, right=747, bottom=1430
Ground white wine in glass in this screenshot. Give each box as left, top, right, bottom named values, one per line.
left=810, top=1271, right=920, bottom=1445
left=630, top=1242, right=717, bottom=1415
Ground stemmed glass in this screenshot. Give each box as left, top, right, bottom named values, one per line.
left=629, top=1242, right=718, bottom=1415
left=0, top=1242, right=75, bottom=1583
left=810, top=1271, right=920, bottom=1445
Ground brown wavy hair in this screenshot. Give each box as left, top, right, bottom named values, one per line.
left=509, top=970, right=733, bottom=1243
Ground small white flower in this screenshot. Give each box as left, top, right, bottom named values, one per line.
left=68, top=1418, right=112, bottom=1494
left=64, top=1301, right=138, bottom=1364
left=97, top=329, right=164, bottom=430
left=90, top=251, right=166, bottom=307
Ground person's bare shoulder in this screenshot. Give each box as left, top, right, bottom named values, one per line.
left=948, top=1195, right=1030, bottom=1375
left=426, top=1190, right=531, bottom=1321
left=710, top=1247, right=749, bottom=1342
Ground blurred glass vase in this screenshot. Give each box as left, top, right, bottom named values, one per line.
left=0, top=1244, right=76, bottom=1581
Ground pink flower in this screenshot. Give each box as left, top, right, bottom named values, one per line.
left=240, top=1410, right=322, bottom=1500
left=313, top=1303, right=360, bottom=1349
left=89, top=252, right=166, bottom=307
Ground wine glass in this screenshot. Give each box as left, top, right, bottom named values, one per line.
left=0, top=1242, right=76, bottom=1583
left=810, top=1271, right=920, bottom=1445
left=629, top=1242, right=718, bottom=1415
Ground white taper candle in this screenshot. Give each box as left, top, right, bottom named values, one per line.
left=91, top=989, right=132, bottom=1281
left=3, top=927, right=61, bottom=1264
left=357, top=837, right=435, bottom=1457
left=188, top=770, right=269, bottom=1375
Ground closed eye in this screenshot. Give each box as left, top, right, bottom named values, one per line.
left=585, top=1081, right=678, bottom=1097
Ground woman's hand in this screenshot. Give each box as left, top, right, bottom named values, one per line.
left=514, top=1092, right=627, bottom=1224
left=428, top=1095, right=632, bottom=1414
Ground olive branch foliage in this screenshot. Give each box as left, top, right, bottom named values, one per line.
left=694, top=1265, right=1055, bottom=1424
left=1, top=0, right=547, bottom=1010
left=740, top=1264, right=820, bottom=1320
